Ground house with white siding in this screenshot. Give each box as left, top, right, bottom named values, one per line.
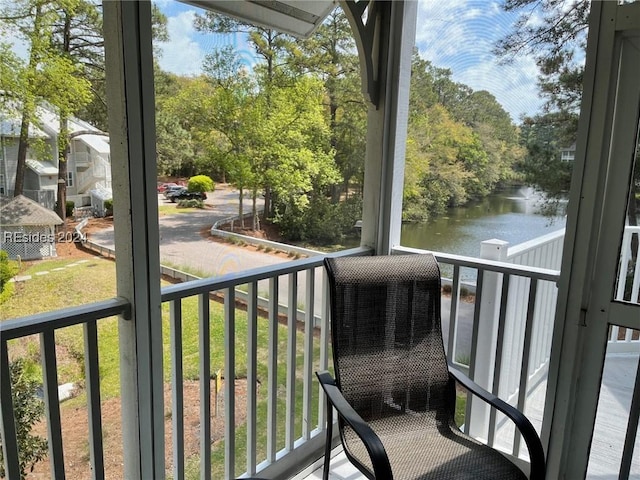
left=0, top=102, right=112, bottom=212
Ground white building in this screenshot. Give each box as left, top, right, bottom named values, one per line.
left=0, top=103, right=112, bottom=211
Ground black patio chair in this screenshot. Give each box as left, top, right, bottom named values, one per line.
left=317, top=254, right=546, bottom=480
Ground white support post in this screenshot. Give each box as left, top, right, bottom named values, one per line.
left=355, top=1, right=417, bottom=254
left=469, top=239, right=509, bottom=441
left=103, top=3, right=164, bottom=479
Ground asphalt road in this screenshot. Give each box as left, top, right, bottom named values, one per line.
left=89, top=186, right=283, bottom=277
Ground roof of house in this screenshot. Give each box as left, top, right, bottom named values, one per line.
left=0, top=195, right=63, bottom=226
left=80, top=134, right=110, bottom=154
left=26, top=159, right=59, bottom=176
left=0, top=117, right=48, bottom=138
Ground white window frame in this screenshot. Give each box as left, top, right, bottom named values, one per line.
left=67, top=170, right=74, bottom=187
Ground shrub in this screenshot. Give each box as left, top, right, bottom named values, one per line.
left=177, top=199, right=204, bottom=209
left=0, top=359, right=48, bottom=479
left=0, top=250, right=18, bottom=294
left=187, top=175, right=214, bottom=193
left=104, top=199, right=113, bottom=216
left=65, top=200, right=75, bottom=218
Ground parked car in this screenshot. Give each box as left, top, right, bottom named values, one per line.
left=163, top=185, right=184, bottom=199
left=168, top=188, right=207, bottom=203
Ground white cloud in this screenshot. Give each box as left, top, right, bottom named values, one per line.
left=155, top=4, right=256, bottom=76
left=415, top=0, right=544, bottom=121
left=156, top=10, right=205, bottom=76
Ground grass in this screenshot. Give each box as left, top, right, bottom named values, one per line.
left=3, top=254, right=467, bottom=477
left=157, top=205, right=207, bottom=216
left=2, top=254, right=324, bottom=478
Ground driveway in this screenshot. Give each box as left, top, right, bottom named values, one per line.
left=89, top=185, right=281, bottom=276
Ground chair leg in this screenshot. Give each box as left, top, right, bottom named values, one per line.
left=323, top=401, right=333, bottom=480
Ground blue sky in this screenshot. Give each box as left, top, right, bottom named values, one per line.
left=153, top=0, right=545, bottom=121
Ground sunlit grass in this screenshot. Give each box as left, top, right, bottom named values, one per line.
left=157, top=205, right=209, bottom=216
left=3, top=254, right=326, bottom=478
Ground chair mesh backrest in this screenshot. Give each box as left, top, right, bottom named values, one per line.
left=325, top=254, right=455, bottom=427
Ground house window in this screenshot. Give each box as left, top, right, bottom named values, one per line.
left=67, top=171, right=74, bottom=187
left=0, top=174, right=5, bottom=195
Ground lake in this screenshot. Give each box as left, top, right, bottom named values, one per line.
left=400, top=187, right=566, bottom=259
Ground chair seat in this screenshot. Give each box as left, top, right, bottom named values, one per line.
left=343, top=417, right=527, bottom=480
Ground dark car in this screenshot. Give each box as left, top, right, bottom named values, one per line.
left=168, top=188, right=207, bottom=203
left=163, top=185, right=185, bottom=199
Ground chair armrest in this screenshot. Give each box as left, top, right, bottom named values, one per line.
left=316, top=371, right=393, bottom=479
left=448, top=366, right=546, bottom=480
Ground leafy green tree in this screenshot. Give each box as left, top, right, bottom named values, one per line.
left=0, top=359, right=48, bottom=479
left=495, top=0, right=589, bottom=116
left=155, top=108, right=194, bottom=177
left=404, top=53, right=524, bottom=221
left=292, top=9, right=367, bottom=200
left=260, top=76, right=340, bottom=238
left=0, top=0, right=59, bottom=197
left=517, top=113, right=573, bottom=215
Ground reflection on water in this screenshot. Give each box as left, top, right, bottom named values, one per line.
left=401, top=187, right=566, bottom=259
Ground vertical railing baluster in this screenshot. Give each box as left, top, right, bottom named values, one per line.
left=318, top=271, right=330, bottom=432
left=302, top=268, right=315, bottom=440
left=488, top=274, right=511, bottom=447
left=286, top=272, right=298, bottom=450
left=0, top=340, right=20, bottom=480
left=513, top=278, right=538, bottom=456
left=619, top=352, right=640, bottom=480
left=40, top=330, right=65, bottom=479
left=465, top=268, right=484, bottom=435
left=170, top=299, right=184, bottom=480
left=199, top=294, right=211, bottom=480
left=225, top=287, right=236, bottom=479
left=448, top=264, right=461, bottom=361
left=267, top=277, right=279, bottom=462
left=84, top=320, right=105, bottom=480
left=247, top=282, right=258, bottom=475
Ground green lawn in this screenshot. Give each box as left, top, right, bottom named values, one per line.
left=2, top=255, right=324, bottom=478
left=3, top=255, right=464, bottom=478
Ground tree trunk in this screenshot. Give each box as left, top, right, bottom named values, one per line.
left=238, top=186, right=244, bottom=229
left=14, top=2, right=44, bottom=198
left=263, top=186, right=271, bottom=223
left=56, top=115, right=70, bottom=220
left=13, top=114, right=30, bottom=197
left=252, top=190, right=259, bottom=231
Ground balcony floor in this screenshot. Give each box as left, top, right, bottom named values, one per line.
left=296, top=353, right=640, bottom=480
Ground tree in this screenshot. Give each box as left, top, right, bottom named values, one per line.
left=517, top=113, right=574, bottom=214
left=403, top=53, right=525, bottom=221
left=0, top=0, right=58, bottom=198
left=292, top=9, right=367, bottom=200
left=0, top=359, right=48, bottom=479
left=495, top=0, right=589, bottom=116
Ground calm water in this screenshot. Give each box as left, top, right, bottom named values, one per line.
left=400, top=187, right=566, bottom=259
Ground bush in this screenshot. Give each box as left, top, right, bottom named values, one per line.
left=177, top=199, right=204, bottom=209
left=187, top=175, right=214, bottom=193
left=0, top=250, right=18, bottom=293
left=65, top=200, right=75, bottom=218
left=0, top=359, right=48, bottom=479
left=274, top=195, right=362, bottom=245
left=104, top=199, right=113, bottom=216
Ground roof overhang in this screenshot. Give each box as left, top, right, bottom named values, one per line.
left=180, top=0, right=337, bottom=38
